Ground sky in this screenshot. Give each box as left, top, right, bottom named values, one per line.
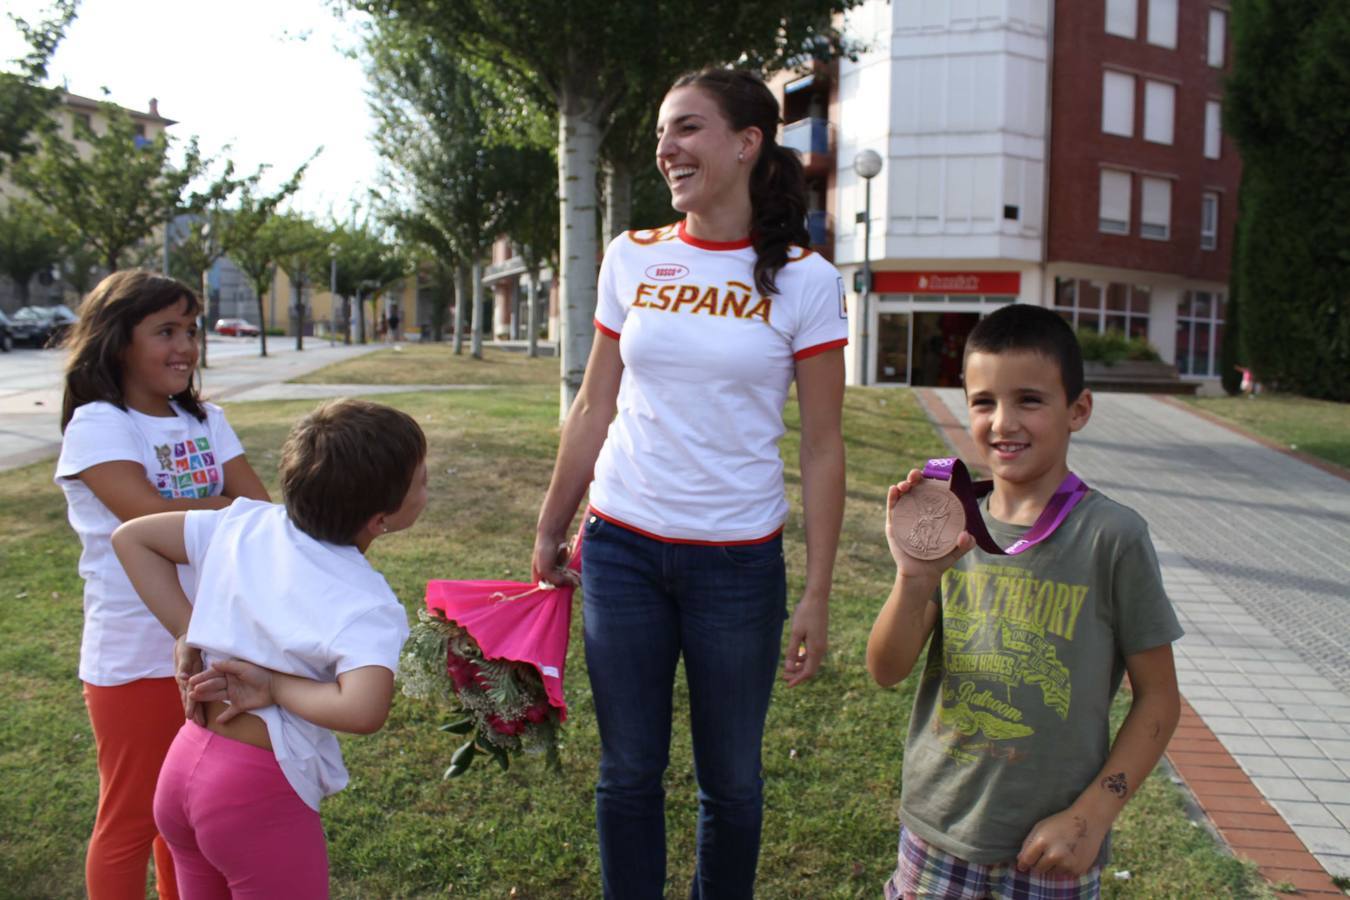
left=1, top=0, right=383, bottom=218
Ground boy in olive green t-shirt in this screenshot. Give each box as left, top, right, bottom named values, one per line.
left=868, top=305, right=1183, bottom=899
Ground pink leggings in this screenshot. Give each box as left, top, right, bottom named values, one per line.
left=153, top=720, right=329, bottom=898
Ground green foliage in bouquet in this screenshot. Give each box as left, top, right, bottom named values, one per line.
left=400, top=609, right=562, bottom=777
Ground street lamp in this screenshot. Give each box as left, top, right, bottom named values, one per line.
left=328, top=243, right=339, bottom=348
left=853, top=148, right=883, bottom=386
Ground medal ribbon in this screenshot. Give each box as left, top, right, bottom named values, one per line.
left=920, top=457, right=1089, bottom=556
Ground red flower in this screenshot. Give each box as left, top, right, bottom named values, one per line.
left=525, top=704, right=549, bottom=724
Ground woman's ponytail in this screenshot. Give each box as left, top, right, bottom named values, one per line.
left=749, top=142, right=809, bottom=296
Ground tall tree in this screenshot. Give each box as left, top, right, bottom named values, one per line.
left=364, top=16, right=547, bottom=358
left=15, top=102, right=204, bottom=272
left=267, top=213, right=331, bottom=351
left=0, top=0, right=77, bottom=175
left=352, top=0, right=861, bottom=417
left=327, top=207, right=404, bottom=344
left=0, top=199, right=65, bottom=306
left=171, top=156, right=312, bottom=366
left=232, top=211, right=317, bottom=357
left=1227, top=0, right=1350, bottom=400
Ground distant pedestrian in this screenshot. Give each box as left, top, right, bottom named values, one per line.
left=377, top=310, right=388, bottom=343
left=56, top=269, right=270, bottom=899
left=868, top=304, right=1182, bottom=899
left=387, top=306, right=401, bottom=343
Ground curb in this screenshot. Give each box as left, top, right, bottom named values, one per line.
left=1156, top=395, right=1350, bottom=484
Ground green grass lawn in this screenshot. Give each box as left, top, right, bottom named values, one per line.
left=292, top=344, right=557, bottom=386
left=1182, top=393, right=1350, bottom=469
left=0, top=366, right=1269, bottom=897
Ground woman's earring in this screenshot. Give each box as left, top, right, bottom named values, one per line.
left=737, top=151, right=744, bottom=162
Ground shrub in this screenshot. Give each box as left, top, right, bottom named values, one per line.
left=1077, top=329, right=1161, bottom=366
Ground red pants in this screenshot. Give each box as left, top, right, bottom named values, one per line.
left=83, top=678, right=182, bottom=900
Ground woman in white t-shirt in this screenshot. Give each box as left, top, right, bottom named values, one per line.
left=54, top=270, right=269, bottom=900
left=532, top=68, right=847, bottom=899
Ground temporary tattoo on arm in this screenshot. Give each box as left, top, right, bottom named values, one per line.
left=1101, top=772, right=1128, bottom=798
left=1073, top=815, right=1088, bottom=838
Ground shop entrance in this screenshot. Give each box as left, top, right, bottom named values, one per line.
left=910, top=312, right=980, bottom=387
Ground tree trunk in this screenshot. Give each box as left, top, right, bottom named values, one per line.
left=199, top=268, right=210, bottom=369
left=557, top=85, right=603, bottom=420
left=294, top=279, right=304, bottom=351
left=526, top=266, right=540, bottom=359
left=356, top=290, right=366, bottom=344
left=255, top=285, right=269, bottom=357
left=470, top=259, right=484, bottom=359
left=453, top=265, right=467, bottom=355
left=603, top=158, right=632, bottom=243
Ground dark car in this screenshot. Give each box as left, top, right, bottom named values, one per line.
left=14, top=305, right=78, bottom=347
left=0, top=309, right=15, bottom=352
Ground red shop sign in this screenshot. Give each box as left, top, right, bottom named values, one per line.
left=872, top=271, right=1021, bottom=295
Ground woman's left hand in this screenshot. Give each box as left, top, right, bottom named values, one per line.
left=782, top=594, right=828, bottom=686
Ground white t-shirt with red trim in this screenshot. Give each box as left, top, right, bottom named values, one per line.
left=590, top=220, right=848, bottom=543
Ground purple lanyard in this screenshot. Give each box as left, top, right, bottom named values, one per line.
left=920, top=458, right=1089, bottom=556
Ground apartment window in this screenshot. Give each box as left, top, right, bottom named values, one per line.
left=1106, top=0, right=1137, bottom=38
left=1143, top=81, right=1175, bottom=144
left=1147, top=0, right=1178, bottom=48
left=133, top=123, right=146, bottom=138
left=1201, top=193, right=1219, bottom=250
left=1099, top=170, right=1131, bottom=235
left=1054, top=278, right=1151, bottom=338
left=72, top=111, right=92, bottom=132
left=1140, top=177, right=1171, bottom=239
left=1208, top=9, right=1227, bottom=67
left=1205, top=101, right=1222, bottom=159
left=1176, top=291, right=1226, bottom=376
left=1102, top=71, right=1135, bottom=137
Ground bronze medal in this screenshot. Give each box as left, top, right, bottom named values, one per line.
left=889, top=479, right=966, bottom=561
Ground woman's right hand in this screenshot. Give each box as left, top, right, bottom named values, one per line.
left=885, top=469, right=974, bottom=581
left=532, top=531, right=580, bottom=587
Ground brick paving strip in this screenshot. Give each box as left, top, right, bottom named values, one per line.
left=913, top=388, right=1349, bottom=895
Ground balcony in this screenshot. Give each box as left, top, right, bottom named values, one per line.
left=806, top=210, right=833, bottom=254
left=782, top=117, right=833, bottom=180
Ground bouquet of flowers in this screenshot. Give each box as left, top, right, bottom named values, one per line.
left=400, top=544, right=579, bottom=777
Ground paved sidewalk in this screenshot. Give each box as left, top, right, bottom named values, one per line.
left=0, top=340, right=383, bottom=472
left=923, top=388, right=1350, bottom=886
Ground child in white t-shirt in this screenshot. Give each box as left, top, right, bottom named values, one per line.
left=54, top=269, right=269, bottom=899
left=111, top=398, right=428, bottom=896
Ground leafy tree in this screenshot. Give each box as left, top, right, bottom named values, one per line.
left=15, top=102, right=204, bottom=272
left=231, top=212, right=315, bottom=357
left=327, top=207, right=404, bottom=344
left=0, top=199, right=65, bottom=305
left=171, top=156, right=312, bottom=365
left=1227, top=0, right=1350, bottom=399
left=352, top=0, right=862, bottom=416
left=364, top=17, right=550, bottom=358
left=267, top=213, right=331, bottom=351
left=0, top=0, right=77, bottom=175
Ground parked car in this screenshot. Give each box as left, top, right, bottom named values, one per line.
left=0, top=310, right=15, bottom=352
left=214, top=318, right=261, bottom=337
left=13, top=305, right=77, bottom=347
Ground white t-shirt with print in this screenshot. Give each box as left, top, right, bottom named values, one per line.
left=55, top=400, right=245, bottom=686
left=183, top=500, right=409, bottom=810
left=589, top=221, right=848, bottom=543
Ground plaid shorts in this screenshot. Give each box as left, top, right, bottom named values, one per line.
left=883, top=827, right=1102, bottom=900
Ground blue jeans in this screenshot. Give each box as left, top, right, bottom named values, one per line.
left=581, top=514, right=787, bottom=900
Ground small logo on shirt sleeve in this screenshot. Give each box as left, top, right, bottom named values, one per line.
left=837, top=277, right=848, bottom=319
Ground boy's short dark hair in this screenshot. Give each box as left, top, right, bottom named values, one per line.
left=964, top=304, right=1085, bottom=401
left=280, top=399, right=427, bottom=544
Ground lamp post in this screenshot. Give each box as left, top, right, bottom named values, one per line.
left=853, top=149, right=883, bottom=386
left=328, top=243, right=339, bottom=348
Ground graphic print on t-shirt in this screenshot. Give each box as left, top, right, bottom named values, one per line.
left=152, top=437, right=220, bottom=499
left=925, top=560, right=1088, bottom=764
